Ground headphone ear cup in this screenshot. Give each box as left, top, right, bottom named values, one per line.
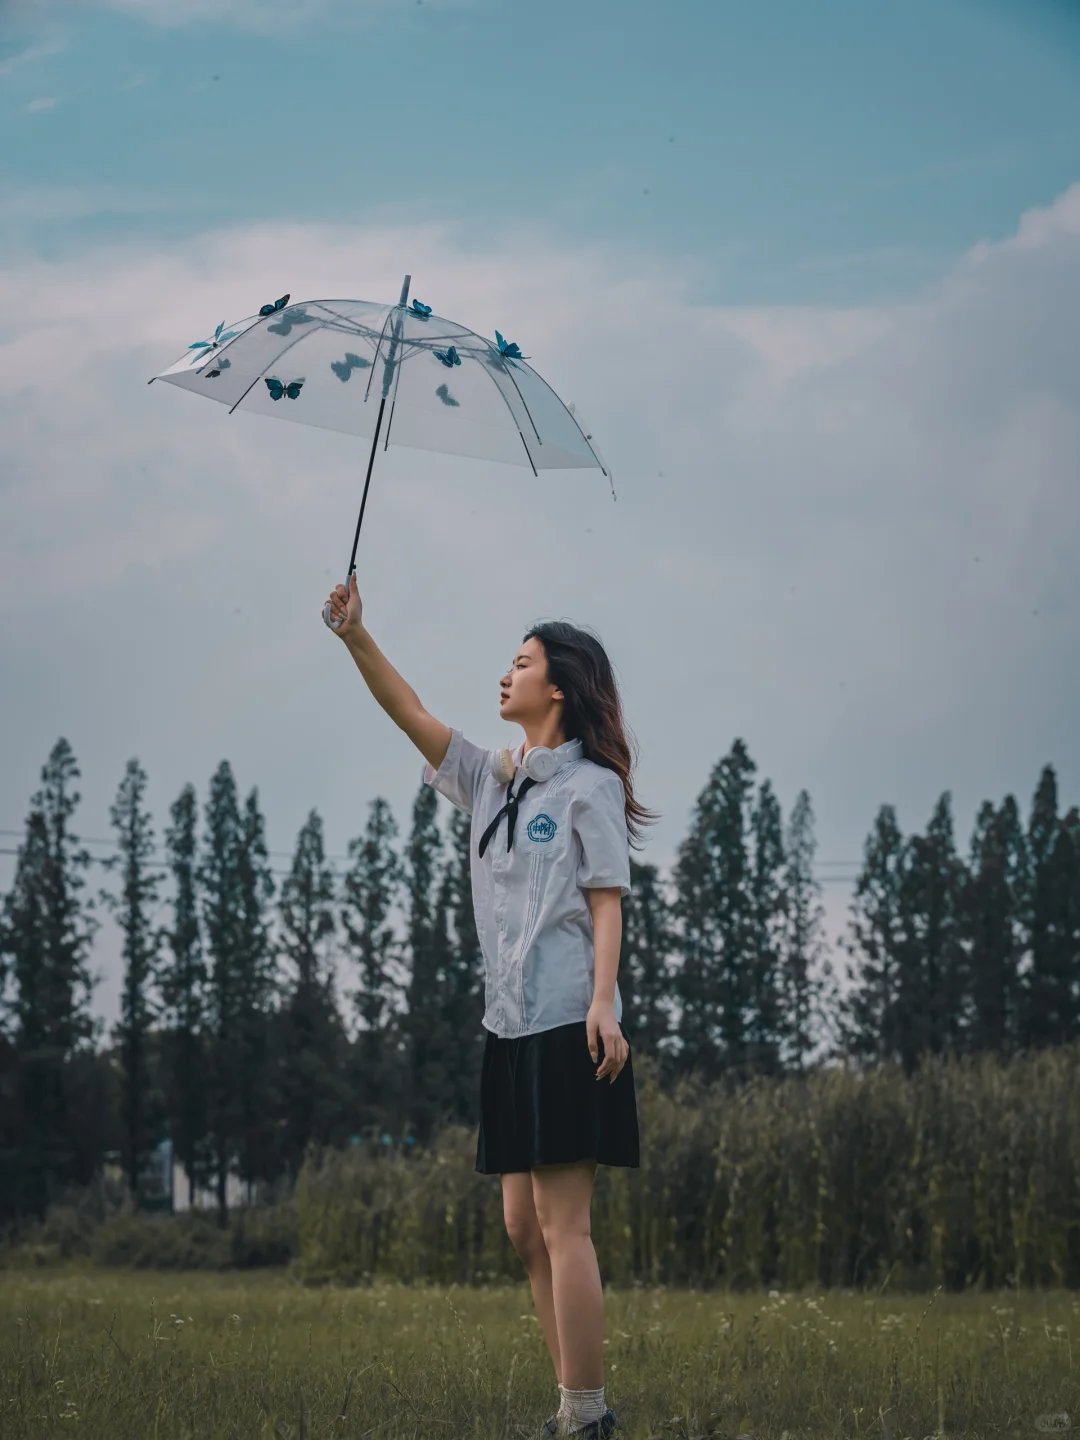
left=490, top=748, right=516, bottom=785
left=522, top=747, right=559, bottom=782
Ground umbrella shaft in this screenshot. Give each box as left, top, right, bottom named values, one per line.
left=346, top=277, right=409, bottom=580
left=346, top=396, right=386, bottom=581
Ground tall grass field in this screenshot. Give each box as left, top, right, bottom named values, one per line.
left=2, top=1270, right=1077, bottom=1439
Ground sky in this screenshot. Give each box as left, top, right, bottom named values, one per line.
left=2, top=0, right=1079, bottom=1025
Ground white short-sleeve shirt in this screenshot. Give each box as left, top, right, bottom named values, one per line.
left=423, top=730, right=632, bottom=1038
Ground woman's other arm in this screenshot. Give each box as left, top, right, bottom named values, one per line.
left=325, top=575, right=452, bottom=773
left=585, top=886, right=629, bottom=1082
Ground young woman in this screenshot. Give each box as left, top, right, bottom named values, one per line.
left=324, top=574, right=655, bottom=1440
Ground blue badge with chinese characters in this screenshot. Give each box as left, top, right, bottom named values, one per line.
left=527, top=813, right=557, bottom=843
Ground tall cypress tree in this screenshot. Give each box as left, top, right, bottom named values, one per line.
left=234, top=788, right=276, bottom=1192
left=963, top=796, right=1027, bottom=1056
left=840, top=804, right=906, bottom=1067
left=1063, top=805, right=1080, bottom=1039
left=673, top=739, right=757, bottom=1080
left=161, top=783, right=207, bottom=1208
left=894, top=793, right=968, bottom=1068
left=102, top=758, right=160, bottom=1203
left=200, top=761, right=244, bottom=1221
left=403, top=784, right=449, bottom=1138
left=342, top=797, right=402, bottom=1131
left=0, top=740, right=97, bottom=1214
left=277, top=809, right=345, bottom=1174
left=442, top=807, right=484, bottom=1125
left=1023, top=766, right=1078, bottom=1048
left=619, top=859, right=674, bottom=1061
left=780, top=789, right=829, bottom=1070
left=745, top=777, right=787, bottom=1076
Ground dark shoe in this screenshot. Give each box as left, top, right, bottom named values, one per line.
left=540, top=1412, right=620, bottom=1439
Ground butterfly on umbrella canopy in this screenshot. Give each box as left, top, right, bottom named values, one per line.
left=495, top=329, right=526, bottom=361
left=330, top=352, right=371, bottom=382
left=188, top=320, right=239, bottom=364
left=265, top=377, right=304, bottom=401
left=259, top=293, right=291, bottom=316
left=434, top=346, right=461, bottom=368
left=410, top=299, right=432, bottom=318
left=435, top=383, right=459, bottom=407
left=204, top=358, right=232, bottom=378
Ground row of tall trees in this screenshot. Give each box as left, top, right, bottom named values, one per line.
left=1, top=736, right=1077, bottom=1221
left=624, top=742, right=1080, bottom=1080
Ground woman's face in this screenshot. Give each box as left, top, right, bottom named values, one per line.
left=499, top=636, right=564, bottom=724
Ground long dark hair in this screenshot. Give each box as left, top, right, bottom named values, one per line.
left=524, top=620, right=658, bottom=850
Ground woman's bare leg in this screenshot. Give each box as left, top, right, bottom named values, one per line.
left=531, top=1161, right=603, bottom=1391
left=501, top=1172, right=562, bottom=1383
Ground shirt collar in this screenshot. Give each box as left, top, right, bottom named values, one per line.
left=513, top=737, right=583, bottom=773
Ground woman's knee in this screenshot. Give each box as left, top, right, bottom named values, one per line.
left=502, top=1187, right=547, bottom=1263
left=532, top=1164, right=595, bottom=1251
left=534, top=1192, right=592, bottom=1252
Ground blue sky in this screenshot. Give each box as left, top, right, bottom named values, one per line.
left=5, top=0, right=1080, bottom=300
left=2, top=0, right=1079, bottom=1023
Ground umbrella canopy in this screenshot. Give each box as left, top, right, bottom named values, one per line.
left=153, top=278, right=607, bottom=477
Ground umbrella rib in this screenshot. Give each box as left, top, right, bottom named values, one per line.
left=471, top=360, right=540, bottom=473
left=500, top=363, right=543, bottom=447
left=518, top=429, right=539, bottom=477
left=227, top=328, right=313, bottom=416
left=480, top=359, right=546, bottom=471
left=362, top=312, right=395, bottom=405
left=563, top=407, right=609, bottom=479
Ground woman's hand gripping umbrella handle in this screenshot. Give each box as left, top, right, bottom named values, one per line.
left=323, top=572, right=362, bottom=638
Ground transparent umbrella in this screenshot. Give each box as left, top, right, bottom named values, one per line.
left=151, top=275, right=611, bottom=623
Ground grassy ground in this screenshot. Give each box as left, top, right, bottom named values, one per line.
left=1, top=1270, right=1076, bottom=1439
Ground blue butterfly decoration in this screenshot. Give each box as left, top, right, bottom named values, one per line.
left=259, top=293, right=290, bottom=317
left=434, top=346, right=461, bottom=368
left=204, top=358, right=231, bottom=378
left=265, top=377, right=304, bottom=401
left=495, top=329, right=526, bottom=360
left=410, top=299, right=432, bottom=317
left=435, top=383, right=459, bottom=408
left=189, top=320, right=239, bottom=364
left=330, top=352, right=371, bottom=382
left=267, top=307, right=312, bottom=337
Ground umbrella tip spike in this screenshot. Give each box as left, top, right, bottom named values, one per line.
left=399, top=274, right=411, bottom=307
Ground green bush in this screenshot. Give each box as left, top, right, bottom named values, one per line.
left=296, top=1045, right=1080, bottom=1291
left=5, top=1045, right=1080, bottom=1289
left=1, top=1202, right=298, bottom=1272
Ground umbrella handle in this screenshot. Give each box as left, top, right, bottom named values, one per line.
left=322, top=579, right=347, bottom=632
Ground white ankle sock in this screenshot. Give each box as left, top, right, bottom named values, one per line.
left=558, top=1383, right=605, bottom=1432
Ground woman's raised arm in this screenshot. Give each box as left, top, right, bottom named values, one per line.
left=325, top=574, right=452, bottom=773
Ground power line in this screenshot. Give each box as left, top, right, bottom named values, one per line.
left=0, top=826, right=342, bottom=866
left=0, top=826, right=862, bottom=871
left=0, top=842, right=858, bottom=883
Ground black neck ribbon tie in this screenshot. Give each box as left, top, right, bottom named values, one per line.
left=478, top=776, right=537, bottom=858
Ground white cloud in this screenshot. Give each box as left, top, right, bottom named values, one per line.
left=1, top=190, right=1078, bottom=1020
left=0, top=34, right=67, bottom=78
left=22, top=95, right=58, bottom=112
left=78, top=0, right=474, bottom=33
left=0, top=184, right=174, bottom=225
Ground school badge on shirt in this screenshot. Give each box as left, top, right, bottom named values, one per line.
left=526, top=813, right=557, bottom=844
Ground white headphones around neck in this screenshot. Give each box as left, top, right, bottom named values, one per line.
left=490, top=746, right=562, bottom=786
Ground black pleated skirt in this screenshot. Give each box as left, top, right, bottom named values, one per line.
left=475, top=1018, right=640, bottom=1174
